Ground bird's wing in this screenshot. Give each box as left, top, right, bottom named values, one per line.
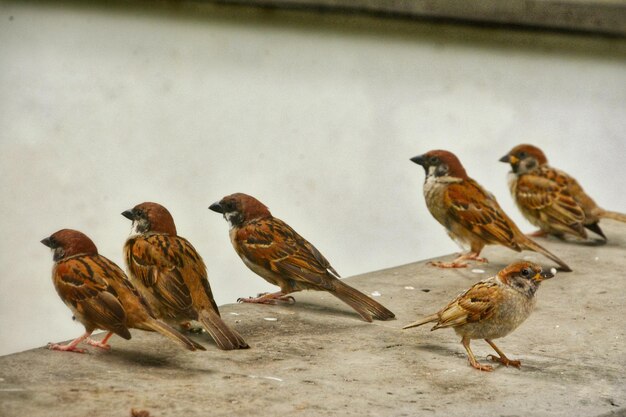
left=235, top=218, right=337, bottom=291
left=54, top=256, right=128, bottom=333
left=126, top=235, right=209, bottom=313
left=433, top=280, right=501, bottom=329
left=445, top=180, right=521, bottom=249
left=517, top=169, right=585, bottom=232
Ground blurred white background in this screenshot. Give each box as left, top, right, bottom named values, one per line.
left=1, top=2, right=624, bottom=355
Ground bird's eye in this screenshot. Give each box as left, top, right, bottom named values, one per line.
left=430, top=156, right=439, bottom=164
left=521, top=268, right=530, bottom=277
left=518, top=151, right=527, bottom=159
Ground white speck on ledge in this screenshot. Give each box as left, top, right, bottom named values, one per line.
left=229, top=312, right=240, bottom=316
left=371, top=291, right=382, bottom=297
left=404, top=286, right=414, bottom=290
left=264, top=317, right=278, bottom=321
left=550, top=268, right=557, bottom=275
left=248, top=375, right=283, bottom=382
left=471, top=269, right=485, bottom=274
left=594, top=257, right=600, bottom=261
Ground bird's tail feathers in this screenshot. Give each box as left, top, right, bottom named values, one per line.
left=330, top=280, right=395, bottom=322
left=143, top=318, right=205, bottom=351
left=595, top=208, right=626, bottom=223
left=199, top=308, right=249, bottom=350
left=402, top=313, right=439, bottom=330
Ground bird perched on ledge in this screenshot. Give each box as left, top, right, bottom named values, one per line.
left=42, top=229, right=204, bottom=353
left=209, top=193, right=396, bottom=322
left=122, top=202, right=249, bottom=350
left=404, top=261, right=554, bottom=371
left=500, top=143, right=626, bottom=241
left=410, top=150, right=571, bottom=272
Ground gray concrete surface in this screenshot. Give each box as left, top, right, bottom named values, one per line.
left=209, top=0, right=626, bottom=36
left=1, top=221, right=625, bottom=416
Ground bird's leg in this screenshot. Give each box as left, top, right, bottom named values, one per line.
left=428, top=252, right=488, bottom=269
left=237, top=291, right=296, bottom=305
left=47, top=331, right=91, bottom=353
left=486, top=339, right=521, bottom=368
left=462, top=336, right=493, bottom=372
left=86, top=332, right=114, bottom=351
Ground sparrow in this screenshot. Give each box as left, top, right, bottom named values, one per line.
left=209, top=193, right=396, bottom=322
left=500, top=144, right=626, bottom=241
left=41, top=229, right=205, bottom=353
left=403, top=261, right=554, bottom=371
left=410, top=150, right=572, bottom=271
left=122, top=202, right=249, bottom=350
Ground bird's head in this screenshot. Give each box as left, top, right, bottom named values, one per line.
left=410, top=150, right=468, bottom=180
left=122, top=202, right=177, bottom=236
left=41, top=229, right=98, bottom=262
left=209, top=193, right=271, bottom=228
left=497, top=261, right=554, bottom=297
left=499, top=144, right=548, bottom=174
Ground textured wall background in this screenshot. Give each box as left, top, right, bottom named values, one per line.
left=0, top=1, right=624, bottom=355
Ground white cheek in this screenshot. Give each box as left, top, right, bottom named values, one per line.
left=128, top=221, right=141, bottom=237
left=427, top=165, right=438, bottom=177
left=225, top=212, right=237, bottom=229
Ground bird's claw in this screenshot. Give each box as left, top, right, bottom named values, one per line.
left=487, top=354, right=521, bottom=368
left=428, top=261, right=469, bottom=269
left=86, top=338, right=111, bottom=351
left=46, top=342, right=87, bottom=354
left=237, top=294, right=296, bottom=305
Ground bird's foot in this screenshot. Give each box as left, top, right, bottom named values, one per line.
left=237, top=292, right=296, bottom=305
left=487, top=354, right=521, bottom=368
left=46, top=342, right=87, bottom=354
left=428, top=260, right=469, bottom=269
left=460, top=253, right=488, bottom=263
left=86, top=338, right=111, bottom=351
left=469, top=359, right=494, bottom=372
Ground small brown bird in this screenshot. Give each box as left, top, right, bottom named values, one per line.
left=410, top=150, right=571, bottom=271
left=122, top=202, right=249, bottom=350
left=500, top=144, right=626, bottom=241
left=41, top=229, right=204, bottom=353
left=404, top=261, right=554, bottom=371
left=209, top=193, right=395, bottom=322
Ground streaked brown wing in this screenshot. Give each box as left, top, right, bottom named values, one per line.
left=433, top=280, right=501, bottom=329
left=236, top=218, right=337, bottom=291
left=445, top=180, right=520, bottom=249
left=54, top=257, right=128, bottom=334
left=126, top=235, right=198, bottom=313
left=517, top=170, right=585, bottom=233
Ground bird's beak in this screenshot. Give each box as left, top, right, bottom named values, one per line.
left=533, top=268, right=555, bottom=282
left=209, top=202, right=223, bottom=213
left=121, top=209, right=135, bottom=220
left=40, top=237, right=53, bottom=248
left=499, top=154, right=510, bottom=163
left=410, top=154, right=426, bottom=166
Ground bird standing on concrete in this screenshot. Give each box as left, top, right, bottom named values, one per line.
left=410, top=150, right=571, bottom=271
left=122, top=202, right=249, bottom=350
left=404, top=261, right=554, bottom=371
left=209, top=193, right=396, bottom=322
left=42, top=229, right=205, bottom=353
left=500, top=143, right=626, bottom=241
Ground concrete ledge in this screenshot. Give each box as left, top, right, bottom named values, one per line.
left=1, top=222, right=625, bottom=416
left=207, top=0, right=626, bottom=36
